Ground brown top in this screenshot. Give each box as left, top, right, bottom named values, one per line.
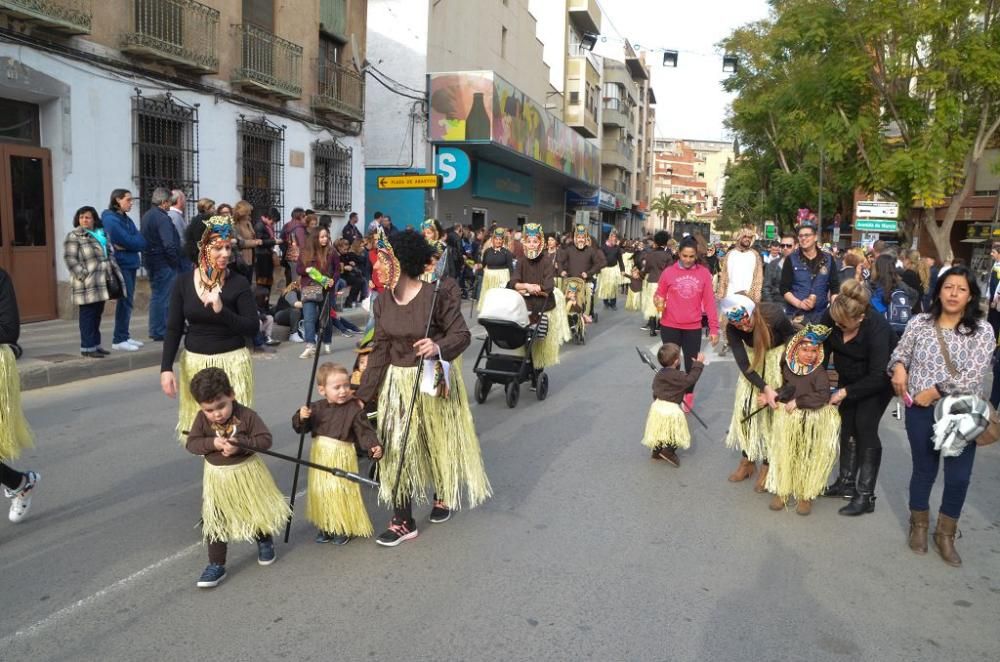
left=509, top=254, right=555, bottom=314
left=185, top=402, right=272, bottom=466
left=629, top=275, right=643, bottom=292
left=781, top=362, right=831, bottom=410
left=234, top=218, right=256, bottom=267
left=292, top=399, right=379, bottom=451
left=652, top=362, right=704, bottom=403
left=557, top=245, right=603, bottom=279
left=356, top=278, right=470, bottom=404
left=642, top=249, right=673, bottom=283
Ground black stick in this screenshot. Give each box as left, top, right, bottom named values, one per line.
left=231, top=440, right=379, bottom=489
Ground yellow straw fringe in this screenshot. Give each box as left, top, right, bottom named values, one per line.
left=0, top=345, right=33, bottom=461
left=596, top=266, right=620, bottom=299
left=377, top=362, right=492, bottom=509
left=642, top=281, right=660, bottom=319
left=305, top=436, right=373, bottom=537
left=620, top=254, right=634, bottom=286
left=201, top=455, right=290, bottom=543
left=766, top=405, right=841, bottom=501
left=625, top=287, right=642, bottom=311
left=550, top=288, right=572, bottom=344
left=176, top=347, right=254, bottom=444
left=724, top=346, right=784, bottom=461
left=641, top=400, right=691, bottom=450
left=531, top=312, right=563, bottom=368
left=477, top=268, right=511, bottom=311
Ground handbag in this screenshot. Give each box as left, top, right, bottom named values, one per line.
left=105, top=267, right=124, bottom=300
left=934, top=325, right=1000, bottom=446
left=301, top=284, right=324, bottom=303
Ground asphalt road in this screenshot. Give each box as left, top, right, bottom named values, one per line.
left=2, top=308, right=999, bottom=661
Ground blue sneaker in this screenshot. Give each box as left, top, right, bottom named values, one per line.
left=331, top=533, right=352, bottom=545
left=257, top=539, right=276, bottom=566
left=197, top=563, right=226, bottom=588
left=315, top=531, right=334, bottom=544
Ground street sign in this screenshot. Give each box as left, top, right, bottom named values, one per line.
left=855, top=219, right=899, bottom=232
left=435, top=147, right=471, bottom=190
left=764, top=221, right=776, bottom=240
left=855, top=200, right=898, bottom=219
left=377, top=174, right=442, bottom=190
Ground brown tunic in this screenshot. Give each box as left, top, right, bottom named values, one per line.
left=781, top=362, right=831, bottom=410
left=509, top=254, right=555, bottom=314
left=642, top=249, right=673, bottom=283
left=186, top=402, right=272, bottom=467
left=557, top=245, right=603, bottom=279
left=292, top=399, right=379, bottom=452
left=356, top=278, right=470, bottom=404
left=652, top=362, right=704, bottom=403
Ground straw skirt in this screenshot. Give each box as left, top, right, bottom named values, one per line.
left=724, top=346, right=784, bottom=462
left=641, top=400, right=691, bottom=450
left=305, top=435, right=373, bottom=537
left=765, top=406, right=841, bottom=501
left=596, top=266, right=621, bottom=299
left=176, top=347, right=254, bottom=444
left=0, top=345, right=33, bottom=462
left=642, top=281, right=660, bottom=319
left=477, top=268, right=511, bottom=311
left=201, top=455, right=290, bottom=543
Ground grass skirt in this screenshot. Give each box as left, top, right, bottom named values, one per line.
left=478, top=268, right=511, bottom=311
left=177, top=347, right=254, bottom=444
left=596, top=266, right=621, bottom=299
left=641, top=400, right=691, bottom=450
left=377, top=362, right=492, bottom=509
left=642, top=281, right=659, bottom=319
left=531, top=312, right=563, bottom=368
left=550, top=288, right=572, bottom=344
left=0, top=345, right=33, bottom=461
left=765, top=406, right=841, bottom=501
left=625, top=287, right=642, bottom=311
left=201, top=455, right=290, bottom=543
left=724, top=346, right=783, bottom=461
left=305, top=435, right=373, bottom=537
left=620, top=254, right=634, bottom=286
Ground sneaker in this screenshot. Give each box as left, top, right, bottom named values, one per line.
left=299, top=344, right=316, bottom=359
left=265, top=337, right=281, bottom=346
left=323, top=343, right=333, bottom=354
left=640, top=324, right=651, bottom=331
left=126, top=338, right=144, bottom=348
left=340, top=331, right=353, bottom=338
left=375, top=517, right=418, bottom=547
left=315, top=531, right=334, bottom=544
left=196, top=563, right=226, bottom=588
left=6, top=471, right=39, bottom=523
left=429, top=500, right=451, bottom=523
left=331, top=533, right=352, bottom=545
left=288, top=332, right=305, bottom=343
left=257, top=539, right=277, bottom=565
left=112, top=342, right=138, bottom=352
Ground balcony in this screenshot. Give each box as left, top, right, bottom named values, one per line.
left=602, top=100, right=631, bottom=129
left=0, top=0, right=91, bottom=34
left=311, top=61, right=365, bottom=122
left=568, top=0, right=600, bottom=35
left=120, top=0, right=219, bottom=74
left=602, top=139, right=634, bottom=172
left=232, top=24, right=303, bottom=100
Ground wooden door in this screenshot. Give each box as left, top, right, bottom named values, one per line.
left=0, top=145, right=56, bottom=321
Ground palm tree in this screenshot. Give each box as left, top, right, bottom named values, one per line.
left=650, top=193, right=692, bottom=230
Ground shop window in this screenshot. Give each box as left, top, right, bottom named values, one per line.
left=132, top=92, right=199, bottom=218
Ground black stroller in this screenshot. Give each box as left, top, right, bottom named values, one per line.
left=472, top=287, right=550, bottom=408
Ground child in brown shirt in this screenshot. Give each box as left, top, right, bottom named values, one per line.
left=642, top=343, right=705, bottom=467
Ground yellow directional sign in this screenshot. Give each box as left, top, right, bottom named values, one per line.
left=377, top=174, right=442, bottom=190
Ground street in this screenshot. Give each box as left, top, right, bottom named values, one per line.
left=2, top=310, right=999, bottom=662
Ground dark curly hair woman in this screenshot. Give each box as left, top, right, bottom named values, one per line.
left=355, top=229, right=491, bottom=547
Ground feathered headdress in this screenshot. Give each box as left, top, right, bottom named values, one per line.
left=574, top=223, right=588, bottom=237
left=522, top=223, right=543, bottom=259
left=197, top=215, right=236, bottom=291
left=492, top=227, right=505, bottom=239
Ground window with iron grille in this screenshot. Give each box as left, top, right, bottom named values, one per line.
left=132, top=92, right=199, bottom=218
left=312, top=140, right=352, bottom=212
left=237, top=115, right=285, bottom=220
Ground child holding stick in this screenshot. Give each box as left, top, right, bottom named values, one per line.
left=641, top=343, right=705, bottom=467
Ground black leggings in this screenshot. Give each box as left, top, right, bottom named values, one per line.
left=839, top=389, right=893, bottom=453
left=0, top=462, right=26, bottom=490
left=659, top=327, right=702, bottom=393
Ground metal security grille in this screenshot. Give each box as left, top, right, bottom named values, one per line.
left=312, top=140, right=351, bottom=212
left=133, top=91, right=199, bottom=218
left=237, top=115, right=284, bottom=220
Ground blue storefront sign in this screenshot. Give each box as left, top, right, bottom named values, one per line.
left=435, top=146, right=472, bottom=191
left=598, top=189, right=617, bottom=211
left=567, top=188, right=599, bottom=209
left=473, top=160, right=534, bottom=206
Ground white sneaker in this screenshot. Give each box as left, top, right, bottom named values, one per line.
left=288, top=332, right=304, bottom=343
left=6, top=471, right=39, bottom=523
left=112, top=341, right=139, bottom=352
left=299, top=344, right=316, bottom=359
left=126, top=338, right=144, bottom=347
left=322, top=343, right=332, bottom=354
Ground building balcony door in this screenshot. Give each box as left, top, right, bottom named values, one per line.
left=0, top=145, right=56, bottom=322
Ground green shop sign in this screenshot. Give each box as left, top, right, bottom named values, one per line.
left=854, top=219, right=898, bottom=232
left=473, top=160, right=534, bottom=206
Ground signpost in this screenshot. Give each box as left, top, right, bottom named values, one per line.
left=854, top=219, right=899, bottom=232
left=377, top=174, right=443, bottom=190
left=855, top=200, right=899, bottom=220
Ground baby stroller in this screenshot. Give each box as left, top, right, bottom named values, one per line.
left=473, top=287, right=550, bottom=408
left=563, top=276, right=587, bottom=345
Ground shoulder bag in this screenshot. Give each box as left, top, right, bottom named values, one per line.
left=934, top=325, right=1000, bottom=446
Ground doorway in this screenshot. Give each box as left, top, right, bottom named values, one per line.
left=0, top=144, right=56, bottom=322
left=470, top=207, right=487, bottom=231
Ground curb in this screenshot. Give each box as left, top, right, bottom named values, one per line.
left=19, top=351, right=163, bottom=391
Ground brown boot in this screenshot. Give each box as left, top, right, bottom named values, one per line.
left=933, top=513, right=962, bottom=567
left=753, top=464, right=770, bottom=493
left=728, top=458, right=755, bottom=482
left=908, top=509, right=929, bottom=555
left=796, top=499, right=812, bottom=516
left=769, top=494, right=785, bottom=511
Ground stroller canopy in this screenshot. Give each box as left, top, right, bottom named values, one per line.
left=479, top=287, right=530, bottom=327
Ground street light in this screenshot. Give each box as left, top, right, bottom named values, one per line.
left=722, top=54, right=738, bottom=73
left=662, top=50, right=678, bottom=68
left=580, top=32, right=599, bottom=51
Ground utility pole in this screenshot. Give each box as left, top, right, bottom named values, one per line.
left=818, top=145, right=824, bottom=238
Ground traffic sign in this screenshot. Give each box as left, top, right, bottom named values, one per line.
left=435, top=147, right=471, bottom=190
left=855, top=200, right=898, bottom=219
left=377, top=174, right=442, bottom=190
left=855, top=219, right=898, bottom=232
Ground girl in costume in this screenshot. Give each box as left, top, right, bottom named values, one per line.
left=478, top=227, right=514, bottom=310
left=642, top=343, right=705, bottom=467
left=185, top=367, right=290, bottom=588
left=510, top=223, right=564, bottom=369
left=720, top=293, right=796, bottom=491
left=596, top=230, right=626, bottom=310
left=625, top=266, right=644, bottom=312
left=765, top=325, right=841, bottom=515
left=421, top=218, right=448, bottom=283
left=293, top=363, right=383, bottom=544
left=356, top=230, right=491, bottom=547
left=161, top=216, right=258, bottom=444
left=640, top=231, right=673, bottom=336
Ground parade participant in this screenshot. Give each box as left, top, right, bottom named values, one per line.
left=351, top=330, right=374, bottom=389
left=509, top=223, right=563, bottom=369
left=421, top=218, right=448, bottom=282
left=0, top=268, right=39, bottom=523
left=640, top=231, right=673, bottom=335
left=356, top=230, right=491, bottom=547
left=558, top=224, right=603, bottom=323
left=293, top=363, right=383, bottom=545
left=625, top=267, right=644, bottom=312
left=653, top=237, right=718, bottom=411
left=477, top=227, right=514, bottom=311
left=781, top=221, right=840, bottom=323
left=766, top=325, right=840, bottom=515
left=720, top=294, right=796, bottom=489
left=161, top=216, right=258, bottom=443
left=641, top=343, right=705, bottom=467
left=596, top=230, right=626, bottom=310
left=889, top=266, right=994, bottom=567
left=821, top=280, right=896, bottom=515
left=716, top=225, right=764, bottom=303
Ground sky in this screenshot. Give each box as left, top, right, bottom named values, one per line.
left=592, top=0, right=772, bottom=141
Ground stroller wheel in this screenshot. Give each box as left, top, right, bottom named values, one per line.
left=505, top=381, right=520, bottom=408
left=474, top=376, right=491, bottom=404
left=536, top=373, right=549, bottom=401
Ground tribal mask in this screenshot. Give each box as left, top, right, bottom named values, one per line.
left=374, top=228, right=400, bottom=290
left=785, top=324, right=831, bottom=376
left=421, top=218, right=439, bottom=242
left=197, top=215, right=235, bottom=291
left=522, top=223, right=543, bottom=259
left=574, top=224, right=588, bottom=249
left=492, top=227, right=505, bottom=249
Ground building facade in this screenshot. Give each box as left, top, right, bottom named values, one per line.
left=650, top=138, right=733, bottom=236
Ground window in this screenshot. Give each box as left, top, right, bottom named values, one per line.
left=0, top=98, right=40, bottom=146
left=243, top=0, right=274, bottom=30
left=237, top=115, right=284, bottom=221
left=312, top=140, right=352, bottom=212
left=569, top=91, right=580, bottom=106
left=132, top=92, right=199, bottom=218
left=501, top=26, right=508, bottom=59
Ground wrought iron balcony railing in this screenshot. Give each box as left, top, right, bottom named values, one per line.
left=120, top=0, right=219, bottom=74
left=0, top=0, right=91, bottom=34
left=311, top=61, right=364, bottom=122
left=232, top=23, right=303, bottom=100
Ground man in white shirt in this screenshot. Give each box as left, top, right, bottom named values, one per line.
left=715, top=225, right=764, bottom=355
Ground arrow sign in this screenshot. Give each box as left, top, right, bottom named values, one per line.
left=377, top=174, right=443, bottom=190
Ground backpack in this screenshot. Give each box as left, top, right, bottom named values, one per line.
left=872, top=285, right=914, bottom=334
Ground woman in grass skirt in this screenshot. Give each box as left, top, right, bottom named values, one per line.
left=477, top=227, right=513, bottom=311
left=640, top=231, right=673, bottom=335
left=596, top=230, right=624, bottom=310
left=642, top=343, right=705, bottom=467
left=510, top=223, right=562, bottom=369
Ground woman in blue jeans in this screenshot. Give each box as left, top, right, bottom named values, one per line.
left=101, top=189, right=147, bottom=351
left=296, top=227, right=339, bottom=359
left=889, top=266, right=994, bottom=567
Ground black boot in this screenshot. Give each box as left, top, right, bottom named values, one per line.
left=824, top=437, right=857, bottom=499
left=839, top=448, right=881, bottom=516
left=649, top=317, right=657, bottom=337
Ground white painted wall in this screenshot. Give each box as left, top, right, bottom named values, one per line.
left=529, top=0, right=566, bottom=96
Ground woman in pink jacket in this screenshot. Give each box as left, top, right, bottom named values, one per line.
left=654, top=237, right=719, bottom=410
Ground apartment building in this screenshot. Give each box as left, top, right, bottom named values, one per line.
left=651, top=138, right=734, bottom=234
left=0, top=0, right=367, bottom=320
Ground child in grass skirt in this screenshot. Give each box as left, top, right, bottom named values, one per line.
left=642, top=343, right=705, bottom=467
left=625, top=266, right=644, bottom=312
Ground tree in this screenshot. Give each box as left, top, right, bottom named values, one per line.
left=650, top=193, right=692, bottom=229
